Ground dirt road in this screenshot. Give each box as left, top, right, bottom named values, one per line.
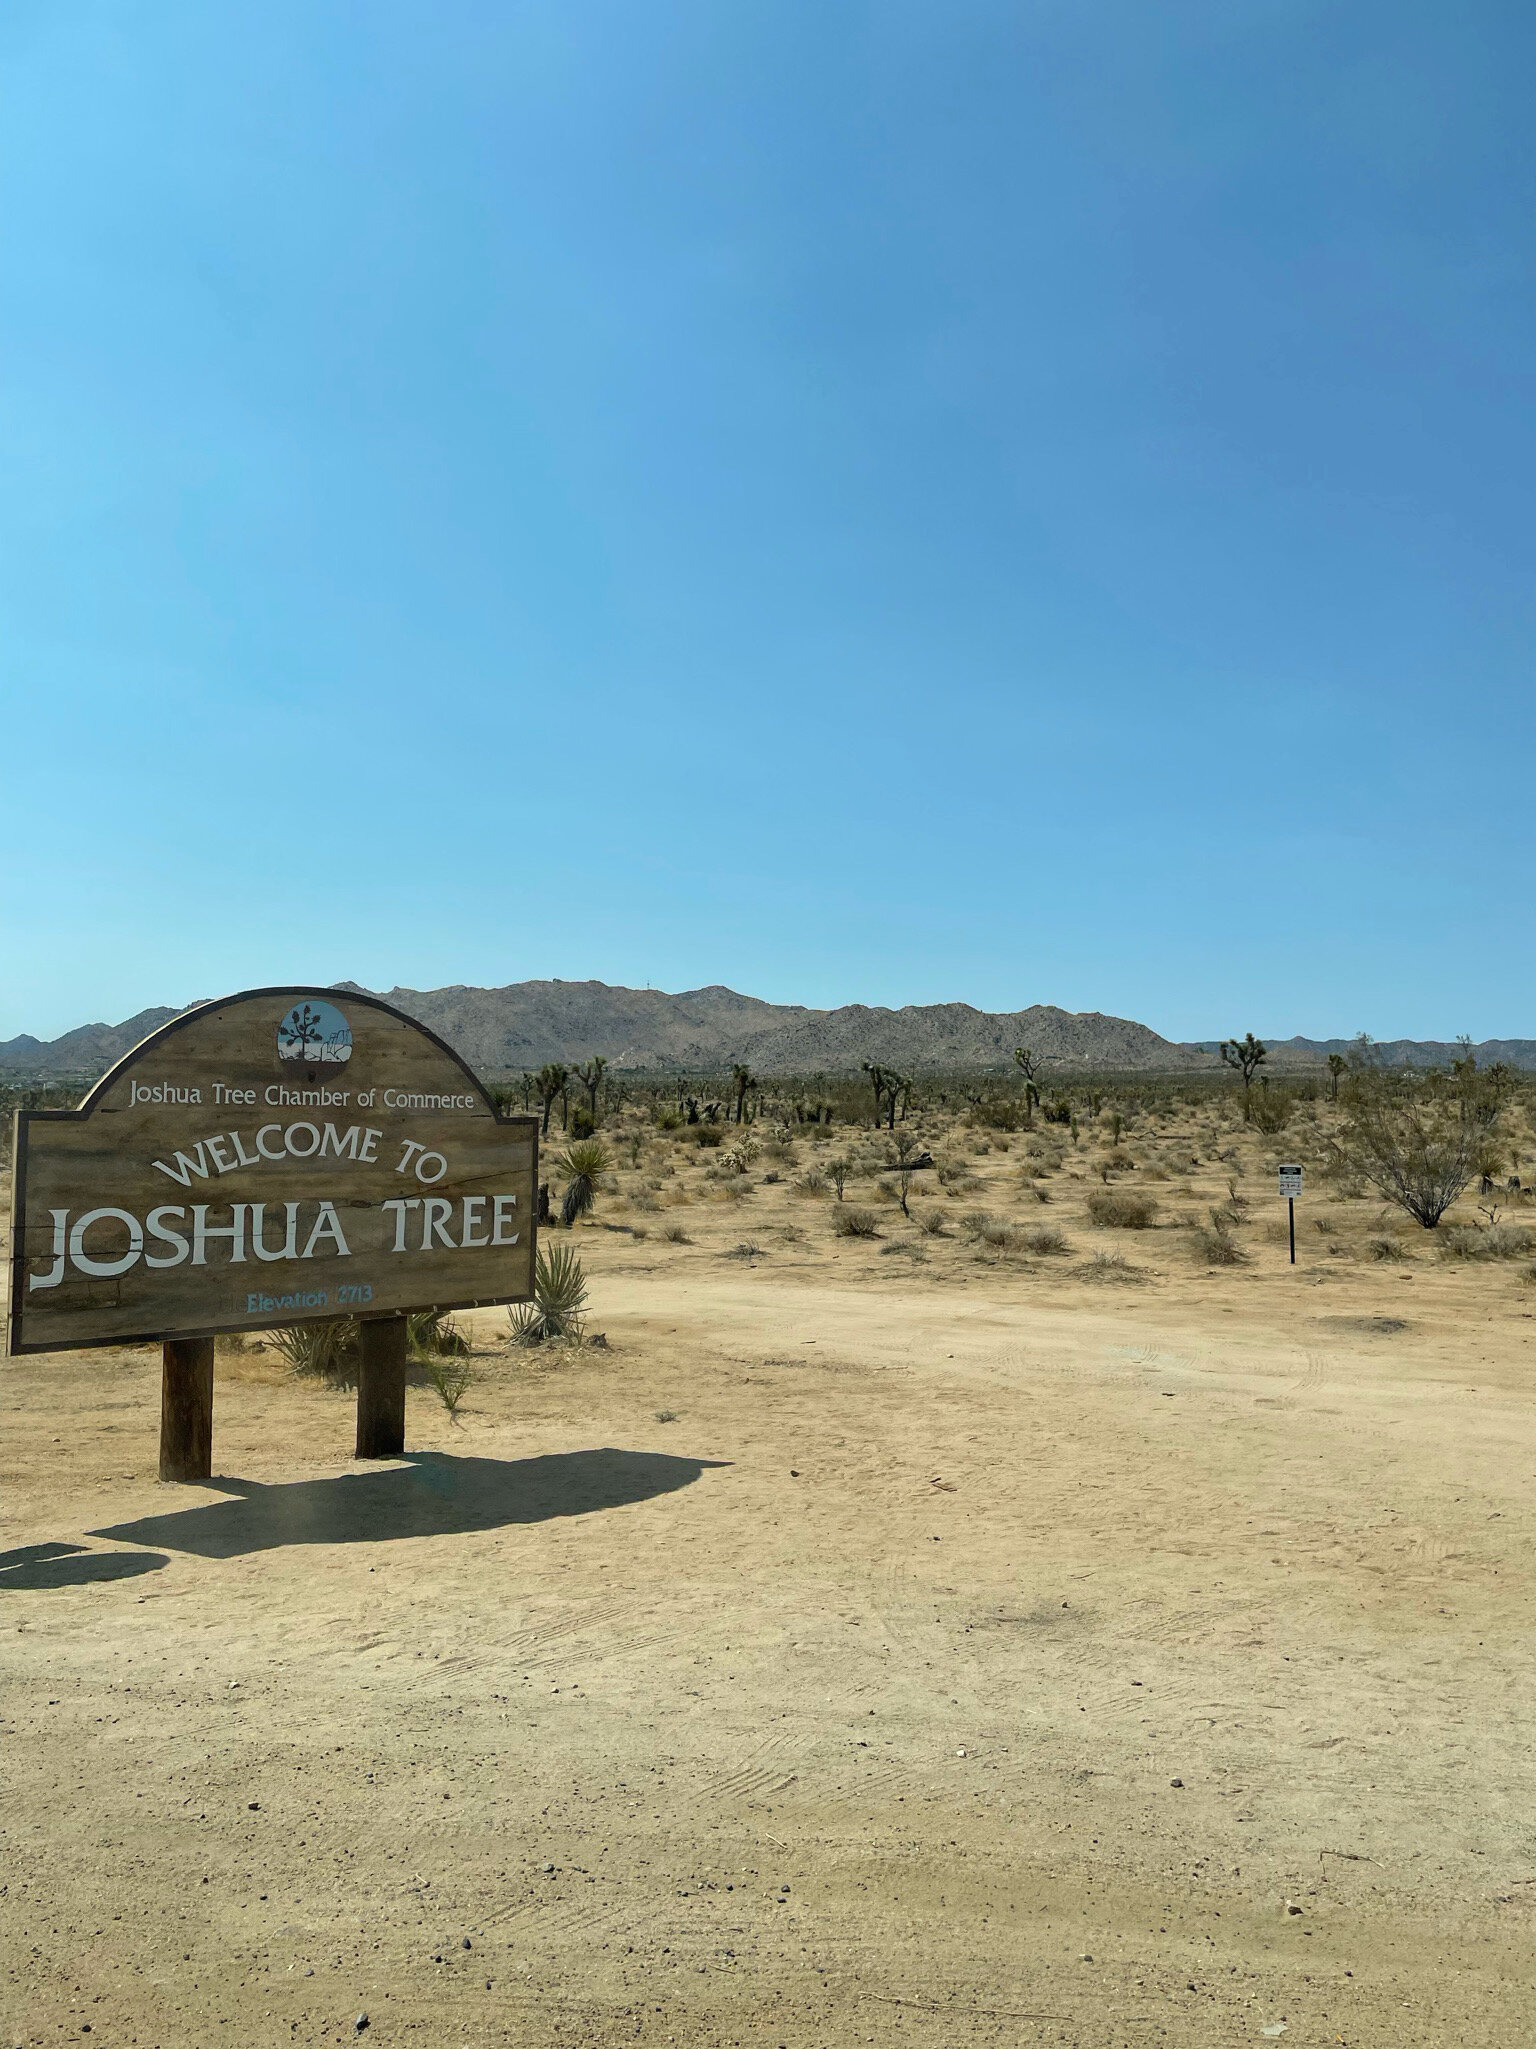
left=4, top=1255, right=1534, bottom=2046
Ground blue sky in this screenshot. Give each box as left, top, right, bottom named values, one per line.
left=2, top=2, right=1532, bottom=1042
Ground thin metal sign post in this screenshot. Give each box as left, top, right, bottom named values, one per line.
left=1278, top=1163, right=1303, bottom=1264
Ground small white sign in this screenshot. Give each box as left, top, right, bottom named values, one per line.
left=1278, top=1164, right=1304, bottom=1199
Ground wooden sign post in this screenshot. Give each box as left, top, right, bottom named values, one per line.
left=5, top=988, right=538, bottom=1479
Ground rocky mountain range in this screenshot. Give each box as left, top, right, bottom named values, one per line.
left=2, top=981, right=1530, bottom=1083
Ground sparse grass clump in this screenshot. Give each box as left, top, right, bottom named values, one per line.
left=424, top=1355, right=474, bottom=1416
left=661, top=1223, right=692, bottom=1243
left=1075, top=1251, right=1146, bottom=1285
left=917, top=1207, right=949, bottom=1236
left=1086, top=1189, right=1160, bottom=1229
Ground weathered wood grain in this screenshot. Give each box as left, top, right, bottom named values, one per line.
left=6, top=988, right=539, bottom=1354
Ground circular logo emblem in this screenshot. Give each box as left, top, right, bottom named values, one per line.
left=277, top=999, right=353, bottom=1068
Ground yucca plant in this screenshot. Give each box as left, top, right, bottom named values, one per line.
left=270, top=1317, right=360, bottom=1386
left=558, top=1139, right=610, bottom=1227
left=509, top=1242, right=589, bottom=1346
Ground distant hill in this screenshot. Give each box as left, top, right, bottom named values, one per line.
left=0, top=1006, right=194, bottom=1081
left=2, top=981, right=1530, bottom=1084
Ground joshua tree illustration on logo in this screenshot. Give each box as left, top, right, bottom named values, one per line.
left=277, top=1000, right=352, bottom=1066
left=280, top=1004, right=324, bottom=1062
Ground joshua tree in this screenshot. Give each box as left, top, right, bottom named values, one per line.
left=827, top=1153, right=853, bottom=1201
left=731, top=1062, right=756, bottom=1124
left=1326, top=1053, right=1347, bottom=1102
left=535, top=1062, right=568, bottom=1138
left=575, top=1056, right=608, bottom=1126
left=886, top=1072, right=911, bottom=1129
left=1013, top=1046, right=1041, bottom=1128
left=1219, top=1034, right=1268, bottom=1118
left=862, top=1061, right=889, bottom=1126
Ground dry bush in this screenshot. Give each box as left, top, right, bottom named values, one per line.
left=1438, top=1223, right=1533, bottom=1262
left=661, top=1223, right=692, bottom=1244
left=917, top=1207, right=949, bottom=1236
left=1193, top=1214, right=1245, bottom=1265
left=1022, top=1225, right=1071, bottom=1255
left=1367, top=1234, right=1407, bottom=1261
left=1333, top=1075, right=1484, bottom=1227
left=833, top=1206, right=880, bottom=1238
left=794, top=1169, right=827, bottom=1196
left=1075, top=1251, right=1146, bottom=1284
left=1086, top=1189, right=1160, bottom=1229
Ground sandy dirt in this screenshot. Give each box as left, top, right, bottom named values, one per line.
left=5, top=1131, right=1536, bottom=2048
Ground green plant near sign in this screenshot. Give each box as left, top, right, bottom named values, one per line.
left=509, top=1242, right=588, bottom=1345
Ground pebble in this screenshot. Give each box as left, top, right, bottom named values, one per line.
left=354, top=2016, right=369, bottom=2033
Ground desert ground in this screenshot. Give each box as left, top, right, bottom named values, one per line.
left=4, top=1092, right=1535, bottom=2047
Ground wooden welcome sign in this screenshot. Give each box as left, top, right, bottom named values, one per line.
left=5, top=987, right=538, bottom=1478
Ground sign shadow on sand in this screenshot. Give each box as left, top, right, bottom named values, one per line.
left=90, top=1447, right=729, bottom=1560
left=0, top=1541, right=171, bottom=1591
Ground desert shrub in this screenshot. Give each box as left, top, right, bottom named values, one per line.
left=1248, top=1086, right=1295, bottom=1135
left=720, top=1136, right=761, bottom=1175
left=661, top=1223, right=692, bottom=1243
left=1438, top=1223, right=1533, bottom=1262
left=509, top=1242, right=588, bottom=1345
left=1367, top=1234, right=1407, bottom=1261
left=569, top=1106, right=597, bottom=1140
left=833, top=1206, right=880, bottom=1238
left=978, top=1219, right=1020, bottom=1251
left=1193, top=1214, right=1245, bottom=1265
left=959, top=1210, right=995, bottom=1240
left=917, top=1207, right=949, bottom=1236
left=725, top=1240, right=765, bottom=1261
left=271, top=1317, right=359, bottom=1386
left=1101, top=1148, right=1135, bottom=1173
left=1043, top=1099, right=1072, bottom=1125
left=653, top=1106, right=683, bottom=1131
left=407, top=1308, right=468, bottom=1356
left=693, top=1125, right=725, bottom=1148
left=1075, top=1251, right=1145, bottom=1284
left=794, top=1168, right=828, bottom=1196
left=1022, top=1226, right=1070, bottom=1255
left=1086, top=1189, right=1160, bottom=1229
left=1333, top=1072, right=1486, bottom=1227
left=558, top=1139, right=610, bottom=1226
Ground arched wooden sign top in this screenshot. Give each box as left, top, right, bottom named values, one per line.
left=6, top=987, right=538, bottom=1355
